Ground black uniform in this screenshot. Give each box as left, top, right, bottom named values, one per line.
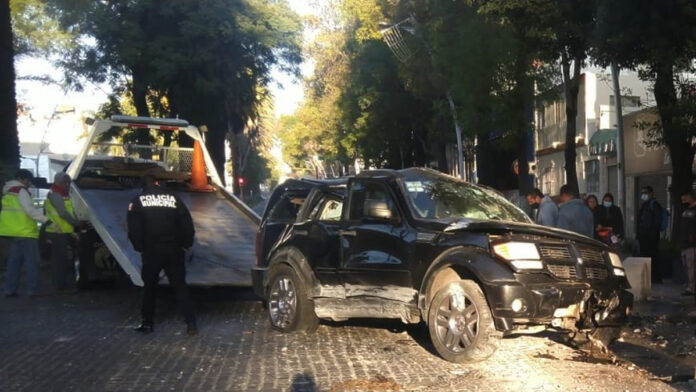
left=127, top=186, right=196, bottom=327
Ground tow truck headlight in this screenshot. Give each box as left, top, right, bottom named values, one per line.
left=492, top=242, right=543, bottom=270
left=609, top=252, right=625, bottom=276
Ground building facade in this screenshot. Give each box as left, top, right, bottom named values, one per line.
left=534, top=70, right=653, bottom=198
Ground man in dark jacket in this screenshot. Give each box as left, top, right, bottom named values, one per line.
left=680, top=190, right=696, bottom=296
left=637, top=186, right=663, bottom=283
left=127, top=175, right=197, bottom=335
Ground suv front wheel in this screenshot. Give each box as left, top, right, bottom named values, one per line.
left=428, top=280, right=498, bottom=363
left=267, top=264, right=319, bottom=333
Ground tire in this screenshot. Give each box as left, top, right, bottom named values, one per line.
left=266, top=264, right=319, bottom=333
left=427, top=280, right=498, bottom=363
left=564, top=326, right=620, bottom=351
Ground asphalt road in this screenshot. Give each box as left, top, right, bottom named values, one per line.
left=0, top=283, right=680, bottom=392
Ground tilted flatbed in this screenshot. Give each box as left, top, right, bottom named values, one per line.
left=67, top=116, right=259, bottom=287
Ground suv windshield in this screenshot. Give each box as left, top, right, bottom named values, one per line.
left=401, top=175, right=531, bottom=223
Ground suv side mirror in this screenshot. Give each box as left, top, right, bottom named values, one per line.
left=364, top=199, right=392, bottom=220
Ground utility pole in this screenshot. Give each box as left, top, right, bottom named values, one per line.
left=611, top=63, right=626, bottom=227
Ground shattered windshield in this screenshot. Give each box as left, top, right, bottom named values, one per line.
left=400, top=175, right=531, bottom=223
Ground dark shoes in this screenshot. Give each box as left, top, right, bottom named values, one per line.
left=186, top=323, right=198, bottom=336
left=134, top=323, right=154, bottom=333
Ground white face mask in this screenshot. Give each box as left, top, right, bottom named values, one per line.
left=641, top=194, right=649, bottom=201
left=603, top=201, right=613, bottom=208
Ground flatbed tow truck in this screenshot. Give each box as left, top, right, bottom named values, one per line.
left=66, top=115, right=259, bottom=287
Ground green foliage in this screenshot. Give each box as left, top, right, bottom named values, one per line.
left=10, top=0, right=74, bottom=57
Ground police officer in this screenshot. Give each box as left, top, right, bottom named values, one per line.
left=45, top=172, right=82, bottom=291
left=127, top=174, right=197, bottom=335
left=1, top=169, right=47, bottom=297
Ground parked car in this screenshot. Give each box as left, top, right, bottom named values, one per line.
left=252, top=168, right=632, bottom=363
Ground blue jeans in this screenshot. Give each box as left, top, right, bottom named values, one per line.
left=4, top=238, right=39, bottom=296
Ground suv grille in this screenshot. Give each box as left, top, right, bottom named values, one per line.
left=578, top=247, right=605, bottom=265
left=547, top=264, right=578, bottom=279
left=538, top=245, right=572, bottom=261
left=584, top=267, right=609, bottom=280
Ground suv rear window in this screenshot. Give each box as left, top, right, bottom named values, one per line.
left=268, top=195, right=306, bottom=221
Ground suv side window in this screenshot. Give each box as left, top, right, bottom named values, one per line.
left=268, top=194, right=305, bottom=221
left=348, top=181, right=398, bottom=221
left=318, top=198, right=343, bottom=221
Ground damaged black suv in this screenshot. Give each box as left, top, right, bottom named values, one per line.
left=252, top=168, right=632, bottom=363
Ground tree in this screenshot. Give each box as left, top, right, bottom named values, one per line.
left=1, top=0, right=19, bottom=176
left=593, top=0, right=696, bottom=239
left=51, top=0, right=302, bottom=192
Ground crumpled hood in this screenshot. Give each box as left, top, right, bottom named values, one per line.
left=3, top=180, right=24, bottom=195
left=442, top=218, right=604, bottom=247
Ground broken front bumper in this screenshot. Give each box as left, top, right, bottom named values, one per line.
left=485, top=276, right=633, bottom=332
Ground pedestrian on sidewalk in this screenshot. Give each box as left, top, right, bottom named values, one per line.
left=127, top=174, right=197, bottom=335
left=0, top=169, right=48, bottom=297
left=596, top=193, right=625, bottom=252
left=585, top=195, right=600, bottom=239
left=45, top=173, right=82, bottom=292
left=526, top=188, right=558, bottom=227
left=637, top=186, right=663, bottom=283
left=680, top=190, right=696, bottom=296
left=556, top=185, right=594, bottom=238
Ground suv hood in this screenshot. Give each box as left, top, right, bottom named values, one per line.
left=439, top=218, right=605, bottom=247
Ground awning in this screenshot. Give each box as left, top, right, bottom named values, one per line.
left=589, top=128, right=617, bottom=156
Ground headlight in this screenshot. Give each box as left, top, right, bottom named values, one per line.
left=609, top=252, right=623, bottom=268
left=492, top=242, right=543, bottom=270
left=609, top=252, right=625, bottom=276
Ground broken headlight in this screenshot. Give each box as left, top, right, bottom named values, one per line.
left=492, top=242, right=543, bottom=270
left=609, top=252, right=625, bottom=277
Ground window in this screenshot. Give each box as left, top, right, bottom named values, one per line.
left=269, top=194, right=305, bottom=221
left=585, top=160, right=599, bottom=195
left=348, top=181, right=397, bottom=221
left=318, top=199, right=343, bottom=221
left=609, top=95, right=641, bottom=107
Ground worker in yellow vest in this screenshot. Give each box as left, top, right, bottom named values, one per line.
left=1, top=169, right=47, bottom=297
left=45, top=172, right=82, bottom=291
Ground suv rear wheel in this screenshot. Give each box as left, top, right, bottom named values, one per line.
left=267, top=264, right=319, bottom=333
left=428, top=280, right=498, bottom=363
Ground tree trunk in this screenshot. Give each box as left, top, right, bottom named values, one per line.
left=0, top=0, right=19, bottom=177
left=513, top=41, right=532, bottom=195
left=562, top=52, right=581, bottom=193
left=654, top=62, right=695, bottom=240
left=205, top=115, right=228, bottom=188
left=131, top=65, right=152, bottom=158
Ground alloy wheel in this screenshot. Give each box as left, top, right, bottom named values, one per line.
left=434, top=291, right=479, bottom=353
left=269, top=277, right=297, bottom=329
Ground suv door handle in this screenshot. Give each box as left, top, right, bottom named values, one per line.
left=339, top=229, right=357, bottom=237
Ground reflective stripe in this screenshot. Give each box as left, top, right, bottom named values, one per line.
left=0, top=193, right=39, bottom=238
left=45, top=194, right=75, bottom=234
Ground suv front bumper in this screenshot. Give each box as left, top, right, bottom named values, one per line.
left=484, top=278, right=633, bottom=332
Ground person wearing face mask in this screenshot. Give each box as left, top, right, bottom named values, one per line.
left=595, top=193, right=624, bottom=249
left=0, top=169, right=48, bottom=297
left=556, top=184, right=594, bottom=238
left=637, top=185, right=663, bottom=283
left=585, top=195, right=600, bottom=238
left=679, top=190, right=696, bottom=296
left=525, top=188, right=558, bottom=227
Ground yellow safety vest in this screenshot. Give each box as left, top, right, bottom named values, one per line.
left=0, top=187, right=39, bottom=239
left=45, top=192, right=75, bottom=234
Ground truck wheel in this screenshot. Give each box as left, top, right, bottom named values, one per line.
left=428, top=280, right=498, bottom=363
left=564, top=326, right=620, bottom=351
left=267, top=264, right=319, bottom=333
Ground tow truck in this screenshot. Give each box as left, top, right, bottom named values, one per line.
left=67, top=115, right=258, bottom=287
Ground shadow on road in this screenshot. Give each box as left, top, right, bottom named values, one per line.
left=289, top=372, right=317, bottom=392
left=611, top=341, right=695, bottom=382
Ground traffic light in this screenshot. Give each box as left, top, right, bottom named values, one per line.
left=238, top=177, right=245, bottom=186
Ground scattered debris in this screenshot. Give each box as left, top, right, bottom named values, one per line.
left=329, top=374, right=401, bottom=392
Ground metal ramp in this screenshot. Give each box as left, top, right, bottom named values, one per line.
left=68, top=116, right=260, bottom=287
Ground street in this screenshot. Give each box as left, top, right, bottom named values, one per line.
left=0, top=283, right=683, bottom=392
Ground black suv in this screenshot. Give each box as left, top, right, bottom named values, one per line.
left=252, top=168, right=632, bottom=363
